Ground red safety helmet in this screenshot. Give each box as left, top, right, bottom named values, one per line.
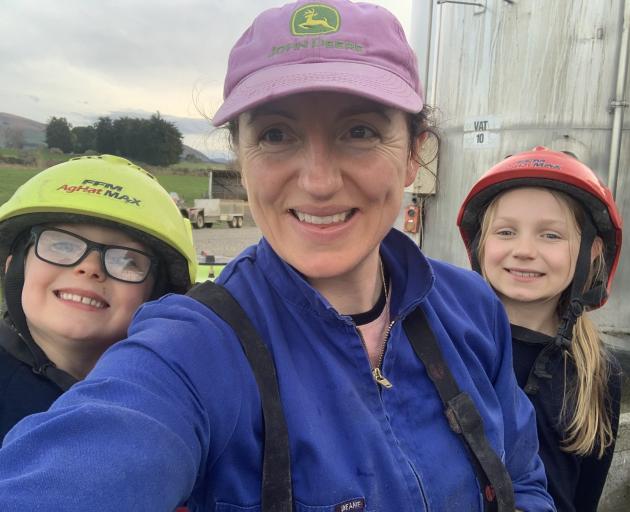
left=457, top=146, right=622, bottom=309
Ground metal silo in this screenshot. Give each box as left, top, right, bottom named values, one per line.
left=411, top=0, right=630, bottom=336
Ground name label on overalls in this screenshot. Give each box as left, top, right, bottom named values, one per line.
left=335, top=498, right=365, bottom=512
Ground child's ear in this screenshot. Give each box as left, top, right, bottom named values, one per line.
left=591, top=237, right=603, bottom=263
left=4, top=255, right=12, bottom=274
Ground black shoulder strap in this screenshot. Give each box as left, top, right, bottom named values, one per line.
left=187, top=281, right=293, bottom=512
left=0, top=320, right=77, bottom=392
left=403, top=307, right=515, bottom=512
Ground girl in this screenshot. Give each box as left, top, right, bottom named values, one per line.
left=458, top=146, right=623, bottom=511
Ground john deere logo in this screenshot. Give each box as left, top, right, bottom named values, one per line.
left=291, top=4, right=340, bottom=35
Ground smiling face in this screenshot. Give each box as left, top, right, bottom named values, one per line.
left=20, top=223, right=155, bottom=372
left=480, top=187, right=581, bottom=324
left=236, top=92, right=418, bottom=287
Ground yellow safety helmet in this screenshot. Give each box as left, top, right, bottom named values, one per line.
left=0, top=154, right=197, bottom=292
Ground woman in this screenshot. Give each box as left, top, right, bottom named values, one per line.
left=457, top=147, right=622, bottom=511
left=0, top=2, right=554, bottom=511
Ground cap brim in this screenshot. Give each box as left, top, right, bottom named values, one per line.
left=212, top=61, right=424, bottom=126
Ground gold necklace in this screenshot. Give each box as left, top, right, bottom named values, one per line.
left=372, top=257, right=393, bottom=389
left=379, top=256, right=388, bottom=300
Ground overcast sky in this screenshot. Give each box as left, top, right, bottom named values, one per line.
left=0, top=0, right=413, bottom=157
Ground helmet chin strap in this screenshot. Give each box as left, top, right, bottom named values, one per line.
left=3, top=235, right=77, bottom=390
left=554, top=216, right=607, bottom=349
left=4, top=234, right=33, bottom=345
left=522, top=215, right=607, bottom=396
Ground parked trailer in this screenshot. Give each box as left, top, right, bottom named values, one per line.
left=171, top=167, right=247, bottom=229
left=186, top=198, right=244, bottom=229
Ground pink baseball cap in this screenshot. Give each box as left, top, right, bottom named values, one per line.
left=212, top=0, right=424, bottom=126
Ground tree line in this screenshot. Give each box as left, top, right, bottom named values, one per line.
left=45, top=114, right=183, bottom=166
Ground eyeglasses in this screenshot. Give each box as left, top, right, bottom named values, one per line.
left=29, top=226, right=157, bottom=284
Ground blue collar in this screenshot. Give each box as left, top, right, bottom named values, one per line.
left=238, top=229, right=435, bottom=323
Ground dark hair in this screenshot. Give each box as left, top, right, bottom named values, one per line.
left=408, top=105, right=440, bottom=173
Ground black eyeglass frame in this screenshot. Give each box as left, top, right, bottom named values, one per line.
left=28, top=225, right=158, bottom=284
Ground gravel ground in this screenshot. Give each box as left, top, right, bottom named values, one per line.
left=192, top=224, right=262, bottom=259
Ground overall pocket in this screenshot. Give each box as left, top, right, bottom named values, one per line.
left=215, top=496, right=372, bottom=512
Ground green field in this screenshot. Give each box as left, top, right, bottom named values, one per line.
left=0, top=166, right=211, bottom=206
left=0, top=148, right=222, bottom=206
left=154, top=174, right=210, bottom=203
left=0, top=168, right=43, bottom=204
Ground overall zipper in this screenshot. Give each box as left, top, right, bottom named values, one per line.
left=359, top=256, right=394, bottom=388
left=357, top=319, right=395, bottom=389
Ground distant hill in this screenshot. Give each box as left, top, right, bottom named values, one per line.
left=181, top=145, right=210, bottom=162
left=208, top=156, right=231, bottom=164
left=0, top=112, right=208, bottom=160
left=0, top=112, right=46, bottom=148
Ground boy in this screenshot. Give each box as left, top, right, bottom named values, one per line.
left=0, top=154, right=196, bottom=440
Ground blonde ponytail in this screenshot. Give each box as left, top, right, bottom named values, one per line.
left=560, top=253, right=615, bottom=458
left=560, top=314, right=613, bottom=457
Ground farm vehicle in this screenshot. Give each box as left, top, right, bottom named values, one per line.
left=170, top=168, right=246, bottom=229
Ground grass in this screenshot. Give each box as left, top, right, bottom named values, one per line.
left=0, top=148, right=218, bottom=206
left=155, top=175, right=211, bottom=204
left=0, top=166, right=212, bottom=207
left=0, top=148, right=24, bottom=158
left=168, top=161, right=219, bottom=172
left=0, top=147, right=68, bottom=166
left=0, top=167, right=43, bottom=204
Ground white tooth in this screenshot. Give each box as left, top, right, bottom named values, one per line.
left=59, top=292, right=104, bottom=308
left=295, top=210, right=350, bottom=224
left=512, top=270, right=540, bottom=277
